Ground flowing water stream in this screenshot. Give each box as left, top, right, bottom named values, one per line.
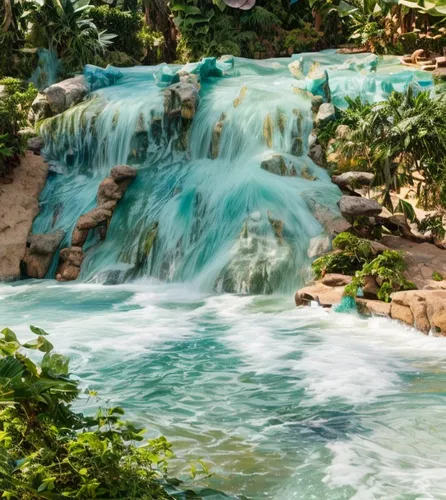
left=1, top=281, right=446, bottom=499
left=2, top=52, right=445, bottom=499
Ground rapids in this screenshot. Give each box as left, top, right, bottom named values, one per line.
left=33, top=51, right=431, bottom=293
left=2, top=280, right=446, bottom=499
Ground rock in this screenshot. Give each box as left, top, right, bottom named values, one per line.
left=44, top=76, right=89, bottom=115
left=433, top=67, right=446, bottom=82
left=263, top=113, right=273, bottom=148
left=76, top=207, right=113, bottom=230
left=308, top=142, right=325, bottom=168
left=338, top=195, right=383, bottom=217
left=410, top=49, right=425, bottom=63
left=307, top=234, right=331, bottom=258
left=391, top=290, right=446, bottom=334
left=315, top=103, right=335, bottom=125
left=164, top=82, right=199, bottom=120
left=71, top=227, right=89, bottom=247
left=311, top=95, right=323, bottom=114
left=356, top=298, right=391, bottom=317
left=320, top=274, right=352, bottom=287
left=27, top=136, right=44, bottom=155
left=97, top=177, right=122, bottom=206
left=30, top=92, right=51, bottom=122
left=332, top=172, right=374, bottom=189
left=335, top=124, right=351, bottom=140
left=288, top=60, right=304, bottom=79
left=210, top=113, right=226, bottom=159
left=110, top=165, right=137, bottom=183
left=0, top=153, right=49, bottom=281
left=295, top=283, right=344, bottom=307
left=57, top=246, right=84, bottom=281
left=261, top=155, right=287, bottom=176
left=23, top=230, right=65, bottom=279
left=362, top=275, right=379, bottom=298
left=381, top=235, right=446, bottom=290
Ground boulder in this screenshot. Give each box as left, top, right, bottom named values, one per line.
left=27, top=136, right=44, bottom=155
left=110, top=165, right=137, bottom=183
left=30, top=92, right=51, bottom=122
left=76, top=207, right=113, bottom=230
left=97, top=177, right=122, bottom=206
left=320, top=274, right=352, bottom=287
left=308, top=142, right=325, bottom=168
left=261, top=155, right=287, bottom=176
left=315, top=103, right=335, bottom=125
left=71, top=227, right=89, bottom=247
left=210, top=113, right=226, bottom=159
left=338, top=195, right=383, bottom=217
left=355, top=298, right=391, bottom=317
left=332, top=172, right=374, bottom=189
left=362, top=275, right=379, bottom=298
left=57, top=246, right=84, bottom=281
left=390, top=290, right=446, bottom=334
left=295, top=283, right=344, bottom=307
left=311, top=95, right=323, bottom=114
left=0, top=153, right=49, bottom=281
left=23, top=230, right=65, bottom=279
left=44, top=76, right=89, bottom=115
left=433, top=67, right=446, bottom=82
left=164, top=82, right=199, bottom=120
left=307, top=234, right=331, bottom=258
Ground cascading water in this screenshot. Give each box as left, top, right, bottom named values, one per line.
left=33, top=51, right=431, bottom=293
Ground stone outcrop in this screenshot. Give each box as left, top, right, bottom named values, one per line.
left=295, top=282, right=345, bottom=307
left=338, top=195, right=383, bottom=217
left=0, top=152, right=48, bottom=281
left=56, top=165, right=137, bottom=282
left=27, top=136, right=44, bottom=155
left=44, top=76, right=89, bottom=115
left=315, top=103, right=335, bottom=125
left=56, top=247, right=84, bottom=282
left=23, top=230, right=65, bottom=279
left=30, top=76, right=89, bottom=123
left=390, top=290, right=446, bottom=335
left=332, top=172, right=374, bottom=190
left=261, top=155, right=288, bottom=176
left=164, top=81, right=199, bottom=120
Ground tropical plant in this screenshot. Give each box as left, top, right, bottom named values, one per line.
left=344, top=250, right=416, bottom=302
left=25, top=0, right=115, bottom=74
left=0, top=325, right=175, bottom=499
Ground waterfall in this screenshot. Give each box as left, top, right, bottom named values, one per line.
left=33, top=52, right=431, bottom=293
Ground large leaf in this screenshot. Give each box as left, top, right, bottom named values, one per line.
left=23, top=336, right=54, bottom=353
left=0, top=357, right=24, bottom=379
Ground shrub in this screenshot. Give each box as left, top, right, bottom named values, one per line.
left=0, top=326, right=174, bottom=499
left=90, top=6, right=143, bottom=60
left=345, top=250, right=416, bottom=302
left=0, top=78, right=37, bottom=178
left=311, top=232, right=373, bottom=279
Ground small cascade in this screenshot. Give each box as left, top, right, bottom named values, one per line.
left=34, top=52, right=432, bottom=293
left=30, top=48, right=60, bottom=91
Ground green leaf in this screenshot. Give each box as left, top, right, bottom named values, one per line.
left=79, top=468, right=88, bottom=475
left=1, top=328, right=18, bottom=343
left=0, top=357, right=24, bottom=379
left=23, top=336, right=54, bottom=353
left=30, top=325, right=50, bottom=336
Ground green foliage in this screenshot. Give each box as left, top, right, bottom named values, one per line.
left=433, top=270, right=444, bottom=281
left=346, top=250, right=416, bottom=302
left=418, top=213, right=446, bottom=239
left=322, top=88, right=446, bottom=212
left=283, top=24, right=323, bottom=54
left=90, top=6, right=142, bottom=59
left=0, top=326, right=174, bottom=499
left=0, top=78, right=37, bottom=178
left=25, top=0, right=115, bottom=75
left=311, top=232, right=373, bottom=278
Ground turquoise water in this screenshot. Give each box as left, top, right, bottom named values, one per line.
left=2, top=281, right=446, bottom=499
left=9, top=53, right=444, bottom=498
left=33, top=53, right=432, bottom=293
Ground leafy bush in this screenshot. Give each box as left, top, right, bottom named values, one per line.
left=0, top=326, right=174, bottom=499
left=418, top=213, right=446, bottom=240
left=26, top=0, right=115, bottom=75
left=283, top=24, right=323, bottom=54
left=311, top=232, right=373, bottom=279
left=344, top=250, right=416, bottom=302
left=90, top=6, right=143, bottom=59
left=0, top=78, right=37, bottom=178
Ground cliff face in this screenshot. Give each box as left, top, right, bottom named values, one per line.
left=0, top=152, right=48, bottom=281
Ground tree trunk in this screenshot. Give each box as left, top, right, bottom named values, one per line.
left=2, top=0, right=13, bottom=32
left=144, top=0, right=177, bottom=63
